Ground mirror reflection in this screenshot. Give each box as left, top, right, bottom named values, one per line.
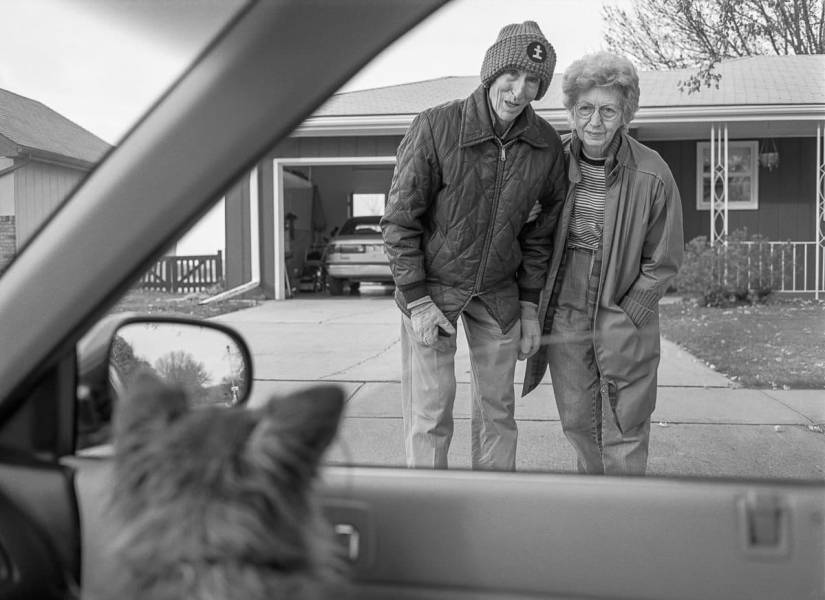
left=114, top=322, right=248, bottom=407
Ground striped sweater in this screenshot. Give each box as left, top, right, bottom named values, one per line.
left=567, top=152, right=605, bottom=249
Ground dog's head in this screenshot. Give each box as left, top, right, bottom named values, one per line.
left=108, top=371, right=345, bottom=599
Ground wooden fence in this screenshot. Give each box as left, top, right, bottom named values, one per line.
left=138, top=251, right=223, bottom=294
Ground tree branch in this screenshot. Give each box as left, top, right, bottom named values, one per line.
left=600, top=0, right=824, bottom=92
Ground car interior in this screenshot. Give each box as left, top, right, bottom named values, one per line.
left=0, top=1, right=822, bottom=599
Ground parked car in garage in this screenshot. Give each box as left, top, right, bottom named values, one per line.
left=323, top=215, right=393, bottom=295
left=0, top=1, right=822, bottom=600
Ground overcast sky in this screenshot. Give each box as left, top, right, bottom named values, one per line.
left=0, top=0, right=626, bottom=255
left=0, top=0, right=626, bottom=144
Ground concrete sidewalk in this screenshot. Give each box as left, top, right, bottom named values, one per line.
left=215, top=294, right=825, bottom=480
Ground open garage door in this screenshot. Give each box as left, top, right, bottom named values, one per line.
left=271, top=157, right=397, bottom=299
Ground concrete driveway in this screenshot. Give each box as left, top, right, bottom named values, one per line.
left=215, top=294, right=825, bottom=480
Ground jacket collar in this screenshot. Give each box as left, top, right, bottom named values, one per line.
left=459, top=85, right=548, bottom=149
left=568, top=128, right=629, bottom=177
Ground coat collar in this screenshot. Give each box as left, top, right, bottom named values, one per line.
left=567, top=128, right=630, bottom=179
left=459, top=85, right=548, bottom=149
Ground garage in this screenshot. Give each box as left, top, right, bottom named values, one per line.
left=222, top=142, right=404, bottom=300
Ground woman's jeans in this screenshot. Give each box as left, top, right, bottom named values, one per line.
left=546, top=246, right=651, bottom=475
left=401, top=296, right=520, bottom=470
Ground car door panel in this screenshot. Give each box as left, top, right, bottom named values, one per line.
left=69, top=457, right=824, bottom=600
left=317, top=468, right=825, bottom=600
left=0, top=357, right=80, bottom=598
left=0, top=487, right=69, bottom=600
left=0, top=456, right=80, bottom=596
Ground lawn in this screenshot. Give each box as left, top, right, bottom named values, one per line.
left=110, top=289, right=263, bottom=320
left=659, top=297, right=825, bottom=389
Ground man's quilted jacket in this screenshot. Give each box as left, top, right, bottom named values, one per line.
left=381, top=84, right=567, bottom=332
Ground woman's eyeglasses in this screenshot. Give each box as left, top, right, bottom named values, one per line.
left=574, top=103, right=621, bottom=122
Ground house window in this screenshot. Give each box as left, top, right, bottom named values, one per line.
left=696, top=140, right=759, bottom=210
left=351, top=193, right=386, bottom=217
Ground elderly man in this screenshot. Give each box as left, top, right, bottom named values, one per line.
left=381, top=21, right=566, bottom=470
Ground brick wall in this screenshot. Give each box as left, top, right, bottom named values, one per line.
left=0, top=216, right=16, bottom=272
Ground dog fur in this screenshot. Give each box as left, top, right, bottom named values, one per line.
left=107, top=371, right=346, bottom=600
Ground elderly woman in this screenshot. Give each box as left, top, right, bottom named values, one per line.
left=523, top=52, right=684, bottom=475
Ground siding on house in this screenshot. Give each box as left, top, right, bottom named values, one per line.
left=272, top=136, right=403, bottom=159
left=225, top=176, right=253, bottom=289
left=647, top=137, right=816, bottom=244
left=14, top=161, right=86, bottom=246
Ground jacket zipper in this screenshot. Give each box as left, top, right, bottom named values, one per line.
left=590, top=154, right=609, bottom=398
left=473, top=137, right=511, bottom=293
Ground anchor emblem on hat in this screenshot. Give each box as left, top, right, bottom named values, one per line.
left=526, top=42, right=546, bottom=62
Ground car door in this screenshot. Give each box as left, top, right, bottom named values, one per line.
left=0, top=2, right=822, bottom=600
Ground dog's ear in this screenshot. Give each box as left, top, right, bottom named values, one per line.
left=247, top=385, right=345, bottom=476
left=114, top=369, right=189, bottom=448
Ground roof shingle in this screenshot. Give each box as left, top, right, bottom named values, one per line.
left=0, top=88, right=110, bottom=165
left=317, top=55, right=825, bottom=117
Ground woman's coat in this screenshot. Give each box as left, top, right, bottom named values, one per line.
left=523, top=130, right=684, bottom=432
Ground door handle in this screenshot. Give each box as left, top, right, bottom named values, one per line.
left=738, top=492, right=789, bottom=557
left=322, top=500, right=372, bottom=568
left=333, top=523, right=360, bottom=561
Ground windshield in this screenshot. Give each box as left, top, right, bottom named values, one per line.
left=339, top=217, right=382, bottom=236
left=3, top=1, right=823, bottom=483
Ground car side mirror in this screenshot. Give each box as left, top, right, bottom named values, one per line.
left=77, top=315, right=253, bottom=452
left=113, top=320, right=251, bottom=407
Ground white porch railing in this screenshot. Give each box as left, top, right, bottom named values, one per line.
left=733, top=241, right=824, bottom=294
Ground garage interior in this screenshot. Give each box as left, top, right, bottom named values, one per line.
left=223, top=158, right=397, bottom=300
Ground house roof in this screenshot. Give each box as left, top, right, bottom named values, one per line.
left=0, top=88, right=111, bottom=168
left=301, top=55, right=825, bottom=140
left=317, top=55, right=825, bottom=115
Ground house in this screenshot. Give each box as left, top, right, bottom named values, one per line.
left=0, top=88, right=110, bottom=271
left=222, top=55, right=824, bottom=300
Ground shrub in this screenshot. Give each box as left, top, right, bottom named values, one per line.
left=205, top=280, right=226, bottom=296
left=674, top=229, right=790, bottom=307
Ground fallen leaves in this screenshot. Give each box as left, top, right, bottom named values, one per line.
left=659, top=298, right=824, bottom=389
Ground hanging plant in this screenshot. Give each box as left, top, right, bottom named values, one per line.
left=758, top=138, right=779, bottom=171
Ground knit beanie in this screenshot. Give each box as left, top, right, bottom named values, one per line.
left=480, top=21, right=555, bottom=101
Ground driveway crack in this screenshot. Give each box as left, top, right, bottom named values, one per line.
left=760, top=389, right=819, bottom=425
left=321, top=337, right=400, bottom=380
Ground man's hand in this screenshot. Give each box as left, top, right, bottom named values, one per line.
left=408, top=296, right=456, bottom=347
left=518, top=301, right=540, bottom=360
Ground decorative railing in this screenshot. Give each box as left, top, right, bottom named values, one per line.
left=139, top=251, right=223, bottom=294
left=730, top=241, right=823, bottom=294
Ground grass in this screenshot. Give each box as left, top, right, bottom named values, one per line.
left=110, top=289, right=263, bottom=320
left=659, top=297, right=825, bottom=389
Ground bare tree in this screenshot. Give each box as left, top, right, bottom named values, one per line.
left=154, top=350, right=211, bottom=396
left=603, top=0, right=825, bottom=92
